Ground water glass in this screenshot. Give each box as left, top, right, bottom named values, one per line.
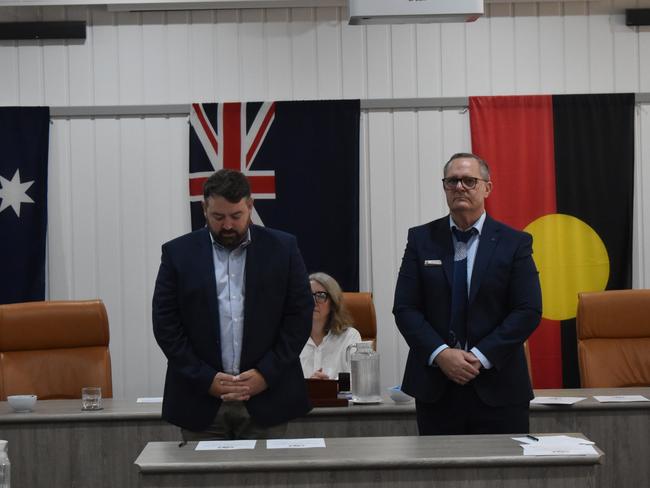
left=81, top=387, right=103, bottom=411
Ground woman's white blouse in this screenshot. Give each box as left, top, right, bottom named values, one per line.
left=300, top=327, right=362, bottom=379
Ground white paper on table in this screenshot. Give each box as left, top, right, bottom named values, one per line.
left=266, top=438, right=326, bottom=449
left=516, top=435, right=597, bottom=456
left=523, top=444, right=598, bottom=456
left=195, top=440, right=257, bottom=450
left=136, top=397, right=163, bottom=403
left=592, top=395, right=650, bottom=403
left=513, top=435, right=594, bottom=446
left=530, top=396, right=586, bottom=405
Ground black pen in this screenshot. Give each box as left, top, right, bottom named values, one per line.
left=526, top=434, right=539, bottom=442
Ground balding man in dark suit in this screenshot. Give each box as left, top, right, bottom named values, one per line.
left=393, top=153, right=542, bottom=435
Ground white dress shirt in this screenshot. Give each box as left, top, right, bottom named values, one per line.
left=300, top=327, right=362, bottom=379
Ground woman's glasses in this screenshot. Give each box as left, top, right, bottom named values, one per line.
left=312, top=291, right=329, bottom=304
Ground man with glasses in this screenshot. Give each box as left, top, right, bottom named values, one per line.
left=153, top=169, right=313, bottom=440
left=393, top=153, right=542, bottom=435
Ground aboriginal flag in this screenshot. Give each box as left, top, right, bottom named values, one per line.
left=470, top=94, right=634, bottom=388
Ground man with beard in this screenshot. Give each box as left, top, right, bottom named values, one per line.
left=153, top=169, right=313, bottom=440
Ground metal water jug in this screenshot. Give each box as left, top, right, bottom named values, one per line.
left=347, top=341, right=381, bottom=403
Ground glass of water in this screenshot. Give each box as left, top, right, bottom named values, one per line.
left=81, top=387, right=103, bottom=411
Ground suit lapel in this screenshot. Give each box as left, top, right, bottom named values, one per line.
left=241, top=225, right=261, bottom=365
left=198, top=228, right=220, bottom=339
left=430, top=218, right=454, bottom=288
left=469, top=215, right=499, bottom=303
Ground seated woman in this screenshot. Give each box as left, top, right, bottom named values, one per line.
left=300, top=272, right=362, bottom=380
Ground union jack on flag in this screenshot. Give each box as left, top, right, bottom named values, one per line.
left=188, top=100, right=361, bottom=291
left=189, top=102, right=277, bottom=226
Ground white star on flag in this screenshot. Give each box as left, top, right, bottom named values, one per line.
left=0, top=169, right=35, bottom=218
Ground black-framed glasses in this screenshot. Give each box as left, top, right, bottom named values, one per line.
left=312, top=291, right=329, bottom=304
left=442, top=176, right=489, bottom=190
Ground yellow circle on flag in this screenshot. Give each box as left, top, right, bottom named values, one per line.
left=524, top=214, right=609, bottom=321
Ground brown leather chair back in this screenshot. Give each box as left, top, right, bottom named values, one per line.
left=342, top=292, right=377, bottom=348
left=0, top=300, right=113, bottom=400
left=576, top=290, right=650, bottom=388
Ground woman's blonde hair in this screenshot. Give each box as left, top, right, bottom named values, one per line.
left=309, top=272, right=354, bottom=335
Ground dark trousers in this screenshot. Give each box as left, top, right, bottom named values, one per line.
left=181, top=401, right=288, bottom=441
left=415, top=382, right=529, bottom=435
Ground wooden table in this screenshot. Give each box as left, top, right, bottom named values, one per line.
left=134, top=434, right=603, bottom=488
left=0, top=387, right=647, bottom=487
left=0, top=399, right=177, bottom=488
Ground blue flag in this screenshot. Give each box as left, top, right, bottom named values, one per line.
left=189, top=100, right=360, bottom=291
left=0, top=107, right=49, bottom=304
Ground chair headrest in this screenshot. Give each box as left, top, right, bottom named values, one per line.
left=0, top=300, right=109, bottom=351
left=577, top=290, right=650, bottom=339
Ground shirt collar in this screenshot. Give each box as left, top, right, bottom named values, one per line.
left=448, top=212, right=486, bottom=236
left=208, top=228, right=252, bottom=251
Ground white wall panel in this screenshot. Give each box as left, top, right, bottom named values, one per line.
left=514, top=4, right=541, bottom=94
left=640, top=27, right=650, bottom=91
left=414, top=24, right=438, bottom=97
left=116, top=12, right=144, bottom=105
left=67, top=7, right=93, bottom=105
left=240, top=9, right=266, bottom=100
left=490, top=5, right=516, bottom=95
left=315, top=7, right=342, bottom=99
left=290, top=8, right=317, bottom=100
left=612, top=13, right=640, bottom=92
left=265, top=9, right=292, bottom=100
left=466, top=19, right=491, bottom=96
left=588, top=13, right=615, bottom=93
left=365, top=25, right=391, bottom=98
left=390, top=24, right=416, bottom=98
left=539, top=4, right=565, bottom=93
left=2, top=5, right=650, bottom=399
left=340, top=16, right=365, bottom=99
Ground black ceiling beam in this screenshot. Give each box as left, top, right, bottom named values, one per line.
left=0, top=21, right=86, bottom=40
left=626, top=9, right=650, bottom=27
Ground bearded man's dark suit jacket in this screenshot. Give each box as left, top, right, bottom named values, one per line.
left=393, top=214, right=542, bottom=409
left=152, top=225, right=313, bottom=431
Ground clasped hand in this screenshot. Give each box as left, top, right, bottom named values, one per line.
left=209, top=369, right=268, bottom=401
left=435, top=348, right=481, bottom=385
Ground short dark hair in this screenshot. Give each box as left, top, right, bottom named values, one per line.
left=443, top=152, right=490, bottom=180
left=203, top=169, right=251, bottom=203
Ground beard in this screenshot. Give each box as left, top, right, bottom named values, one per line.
left=211, top=224, right=249, bottom=250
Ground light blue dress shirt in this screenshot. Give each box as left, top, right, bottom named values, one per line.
left=429, top=212, right=493, bottom=370
left=210, top=230, right=251, bottom=375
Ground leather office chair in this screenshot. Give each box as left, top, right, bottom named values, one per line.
left=341, top=292, right=377, bottom=349
left=576, top=289, right=650, bottom=388
left=0, top=300, right=113, bottom=400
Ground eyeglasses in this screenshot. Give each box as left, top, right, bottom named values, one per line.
left=441, top=176, right=489, bottom=190
left=312, top=291, right=329, bottom=304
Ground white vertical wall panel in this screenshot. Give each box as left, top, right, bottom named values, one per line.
left=315, top=7, right=342, bottom=99
left=640, top=27, right=650, bottom=91
left=2, top=5, right=650, bottom=398
left=290, top=8, right=317, bottom=100
left=265, top=9, right=292, bottom=100
left=465, top=18, right=491, bottom=95
left=440, top=23, right=467, bottom=96
left=490, top=5, right=516, bottom=95
left=514, top=4, right=541, bottom=94
left=636, top=107, right=650, bottom=289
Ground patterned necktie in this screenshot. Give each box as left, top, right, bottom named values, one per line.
left=449, top=227, right=476, bottom=349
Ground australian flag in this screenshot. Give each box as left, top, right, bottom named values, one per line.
left=189, top=100, right=360, bottom=291
left=0, top=107, right=49, bottom=304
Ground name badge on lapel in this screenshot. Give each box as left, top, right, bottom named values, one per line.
left=424, top=259, right=442, bottom=266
